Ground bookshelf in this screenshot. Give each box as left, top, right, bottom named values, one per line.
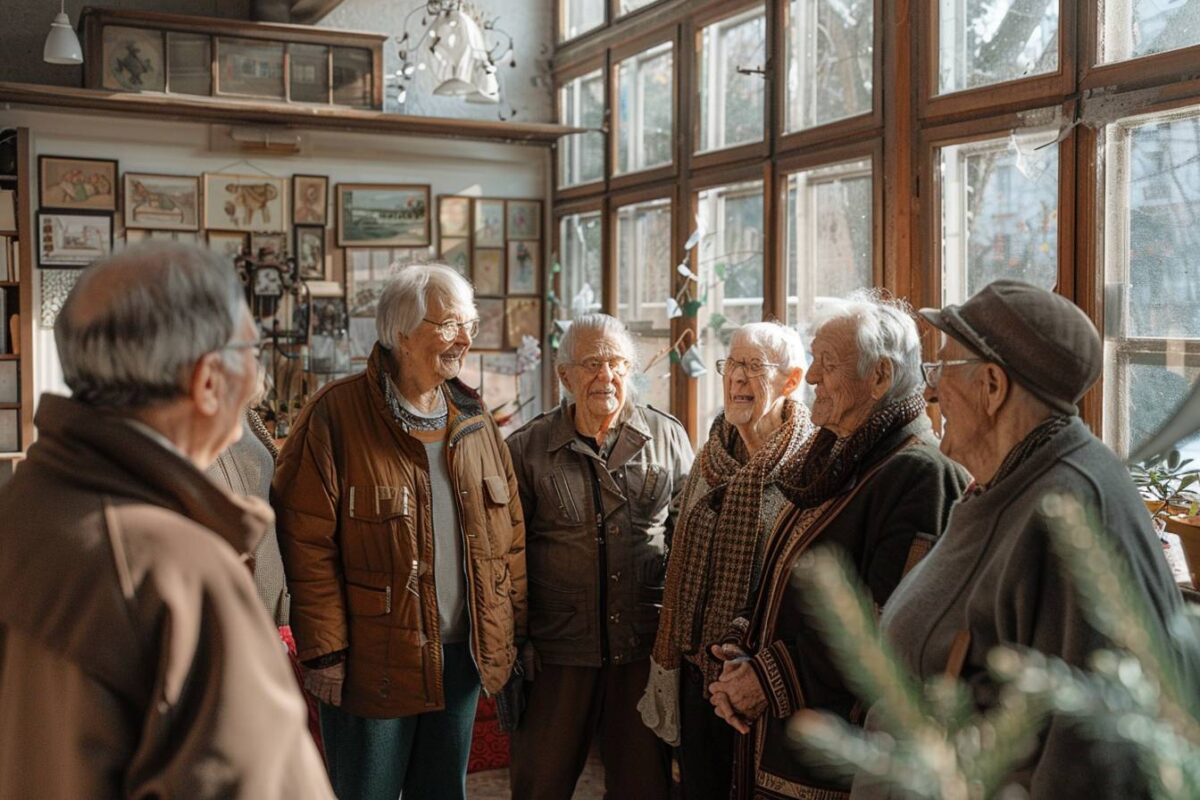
left=0, top=127, right=35, bottom=461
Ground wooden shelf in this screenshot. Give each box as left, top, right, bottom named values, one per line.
left=0, top=82, right=582, bottom=146
left=0, top=282, right=19, bottom=288
left=0, top=354, right=19, bottom=360
left=0, top=403, right=19, bottom=410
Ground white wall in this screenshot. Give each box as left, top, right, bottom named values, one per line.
left=4, top=107, right=550, bottom=413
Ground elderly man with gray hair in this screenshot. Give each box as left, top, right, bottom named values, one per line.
left=710, top=291, right=967, bottom=799
left=506, top=312, right=694, bottom=800
left=273, top=263, right=525, bottom=800
left=0, top=243, right=332, bottom=799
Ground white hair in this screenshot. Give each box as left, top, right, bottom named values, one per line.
left=555, top=313, right=639, bottom=401
left=55, top=242, right=247, bottom=409
left=729, top=322, right=808, bottom=398
left=376, top=263, right=477, bottom=349
left=810, top=289, right=923, bottom=404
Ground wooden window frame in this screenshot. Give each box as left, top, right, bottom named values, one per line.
left=1081, top=4, right=1200, bottom=93
left=611, top=0, right=671, bottom=25
left=554, top=55, right=609, bottom=201
left=551, top=197, right=607, bottom=403
left=775, top=0, right=884, bottom=154
left=609, top=27, right=681, bottom=191
left=557, top=0, right=610, bottom=47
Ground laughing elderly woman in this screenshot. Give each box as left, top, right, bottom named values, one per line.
left=273, top=264, right=526, bottom=800
left=708, top=292, right=968, bottom=799
left=639, top=322, right=813, bottom=800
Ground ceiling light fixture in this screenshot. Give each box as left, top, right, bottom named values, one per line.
left=43, top=0, right=83, bottom=65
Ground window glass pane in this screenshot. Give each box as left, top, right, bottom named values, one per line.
left=1100, top=0, right=1200, bottom=64
left=559, top=211, right=603, bottom=318
left=560, top=0, right=605, bottom=41
left=939, top=128, right=1059, bottom=305
left=615, top=42, right=674, bottom=175
left=558, top=69, right=606, bottom=188
left=785, top=0, right=874, bottom=133
left=616, top=198, right=673, bottom=412
left=619, top=0, right=660, bottom=15
left=1102, top=104, right=1200, bottom=461
left=698, top=6, right=766, bottom=153
left=937, top=0, right=1059, bottom=95
left=696, top=180, right=765, bottom=438
left=785, top=158, right=874, bottom=326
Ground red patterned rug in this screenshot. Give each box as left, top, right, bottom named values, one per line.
left=468, top=695, right=510, bottom=773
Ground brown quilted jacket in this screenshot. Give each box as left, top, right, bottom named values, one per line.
left=273, top=344, right=527, bottom=718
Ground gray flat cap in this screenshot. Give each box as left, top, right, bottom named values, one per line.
left=918, top=280, right=1102, bottom=416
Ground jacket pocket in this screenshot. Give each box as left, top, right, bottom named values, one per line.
left=481, top=475, right=515, bottom=554
left=346, top=581, right=392, bottom=617
left=625, top=463, right=670, bottom=526
left=539, top=469, right=583, bottom=526
left=344, top=483, right=412, bottom=571
left=528, top=575, right=589, bottom=642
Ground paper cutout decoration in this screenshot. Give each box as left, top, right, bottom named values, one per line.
left=666, top=298, right=682, bottom=319
left=678, top=345, right=707, bottom=378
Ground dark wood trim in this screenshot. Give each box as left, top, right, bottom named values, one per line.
left=0, top=82, right=579, bottom=145
left=553, top=53, right=607, bottom=85
left=80, top=6, right=387, bottom=47
left=16, top=128, right=34, bottom=453
left=554, top=180, right=607, bottom=203
left=1080, top=4, right=1200, bottom=95
left=1073, top=119, right=1103, bottom=434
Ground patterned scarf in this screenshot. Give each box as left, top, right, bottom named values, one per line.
left=657, top=399, right=813, bottom=685
left=779, top=393, right=927, bottom=510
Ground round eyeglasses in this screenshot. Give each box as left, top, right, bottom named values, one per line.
left=424, top=317, right=479, bottom=342
left=921, top=358, right=986, bottom=389
left=716, top=358, right=782, bottom=378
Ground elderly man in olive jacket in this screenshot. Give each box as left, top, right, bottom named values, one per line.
left=507, top=313, right=695, bottom=800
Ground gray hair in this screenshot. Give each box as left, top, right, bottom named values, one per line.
left=810, top=289, right=923, bottom=404
left=555, top=313, right=640, bottom=400
left=55, top=242, right=247, bottom=409
left=376, top=263, right=477, bottom=349
left=729, top=322, right=808, bottom=398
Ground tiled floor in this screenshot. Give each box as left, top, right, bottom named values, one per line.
left=465, top=752, right=605, bottom=799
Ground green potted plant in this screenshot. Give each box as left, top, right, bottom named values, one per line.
left=1130, top=448, right=1200, bottom=586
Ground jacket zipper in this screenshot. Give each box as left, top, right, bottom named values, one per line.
left=585, top=458, right=609, bottom=667
left=446, top=438, right=484, bottom=683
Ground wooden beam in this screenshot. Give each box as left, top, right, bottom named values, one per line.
left=0, top=82, right=580, bottom=146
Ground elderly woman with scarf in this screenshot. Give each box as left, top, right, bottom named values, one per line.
left=709, top=293, right=968, bottom=800
left=639, top=322, right=813, bottom=800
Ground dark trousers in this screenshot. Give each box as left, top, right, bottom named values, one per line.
left=318, top=642, right=480, bottom=800
left=510, top=659, right=671, bottom=800
left=679, top=662, right=734, bottom=800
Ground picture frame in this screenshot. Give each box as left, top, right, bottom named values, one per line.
left=216, top=36, right=286, bottom=100
left=125, top=229, right=198, bottom=244
left=473, top=199, right=505, bottom=247
left=293, top=174, right=329, bottom=225
left=166, top=31, right=212, bottom=95
left=251, top=232, right=288, bottom=259
left=38, top=211, right=114, bottom=268
left=39, top=156, right=119, bottom=212
left=438, top=195, right=471, bottom=238
left=305, top=280, right=342, bottom=297
left=295, top=225, right=327, bottom=279
left=506, top=240, right=540, bottom=295
left=102, top=25, right=165, bottom=92
left=506, top=199, right=541, bottom=240
left=123, top=172, right=199, bottom=230
left=439, top=237, right=470, bottom=278
left=311, top=296, right=350, bottom=337
left=473, top=297, right=505, bottom=351
left=473, top=248, right=504, bottom=295
left=207, top=230, right=249, bottom=269
left=505, top=297, right=541, bottom=348
left=346, top=247, right=429, bottom=318
left=337, top=183, right=430, bottom=247
left=203, top=173, right=288, bottom=233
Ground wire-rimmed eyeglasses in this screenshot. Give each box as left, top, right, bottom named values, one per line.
left=716, top=358, right=782, bottom=378
left=423, top=317, right=480, bottom=342
left=921, top=358, right=986, bottom=389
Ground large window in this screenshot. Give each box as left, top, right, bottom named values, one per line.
left=938, top=127, right=1059, bottom=304
left=616, top=197, right=673, bottom=410
left=937, top=0, right=1059, bottom=95
left=614, top=42, right=674, bottom=175
left=695, top=180, right=765, bottom=436
left=1099, top=1, right=1200, bottom=63
left=560, top=0, right=605, bottom=42
left=1102, top=103, right=1200, bottom=462
left=697, top=6, right=766, bottom=153
left=559, top=69, right=606, bottom=188
left=619, top=0, right=660, bottom=16
left=559, top=210, right=604, bottom=317
left=785, top=0, right=874, bottom=133
left=785, top=157, right=873, bottom=326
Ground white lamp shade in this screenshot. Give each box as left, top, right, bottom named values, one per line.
left=44, top=12, right=83, bottom=65
left=466, top=69, right=500, bottom=104
left=430, top=10, right=487, bottom=97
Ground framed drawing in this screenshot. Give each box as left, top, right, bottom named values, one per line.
left=507, top=240, right=540, bottom=295
left=102, top=25, right=165, bottom=92
left=207, top=230, right=249, bottom=269
left=293, top=174, right=329, bottom=225
left=505, top=297, right=541, bottom=348
left=474, top=297, right=505, bottom=351
left=251, top=232, right=288, bottom=259
left=38, top=211, right=113, bottom=268
left=337, top=184, right=430, bottom=247
left=203, top=173, right=288, bottom=232
left=439, top=237, right=470, bottom=278
left=473, top=248, right=504, bottom=295
left=39, top=156, right=119, bottom=212
left=123, top=172, right=199, bottom=230
left=438, top=195, right=471, bottom=238
left=506, top=199, right=541, bottom=240
left=473, top=199, right=505, bottom=247
left=216, top=37, right=285, bottom=100
left=295, top=225, right=326, bottom=279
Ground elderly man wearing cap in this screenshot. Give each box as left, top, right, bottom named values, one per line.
left=851, top=280, right=1195, bottom=798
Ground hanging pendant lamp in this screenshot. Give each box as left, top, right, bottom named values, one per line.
left=44, top=0, right=83, bottom=65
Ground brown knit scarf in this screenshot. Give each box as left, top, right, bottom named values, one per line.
left=656, top=399, right=813, bottom=684
left=962, top=413, right=1072, bottom=500
left=779, top=393, right=927, bottom=510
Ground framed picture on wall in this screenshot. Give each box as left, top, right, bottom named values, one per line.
left=438, top=195, right=471, bottom=238
left=293, top=174, right=329, bottom=225
left=123, top=172, right=199, bottom=230
left=295, top=225, right=326, bottom=279
left=101, top=26, right=166, bottom=92
left=473, top=248, right=504, bottom=295
left=216, top=37, right=286, bottom=100
left=251, top=232, right=288, bottom=259
left=337, top=184, right=430, bottom=247
left=474, top=297, right=504, bottom=351
left=506, top=240, right=540, bottom=295
left=38, top=211, right=113, bottom=268
left=506, top=199, right=541, bottom=240
left=203, top=173, right=288, bottom=232
left=125, top=229, right=197, bottom=244
left=473, top=199, right=504, bottom=247
left=505, top=297, right=540, bottom=348
left=39, top=156, right=119, bottom=212
left=439, top=237, right=470, bottom=278
left=207, top=230, right=249, bottom=269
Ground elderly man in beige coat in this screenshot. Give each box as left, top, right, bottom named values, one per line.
left=0, top=243, right=332, bottom=800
